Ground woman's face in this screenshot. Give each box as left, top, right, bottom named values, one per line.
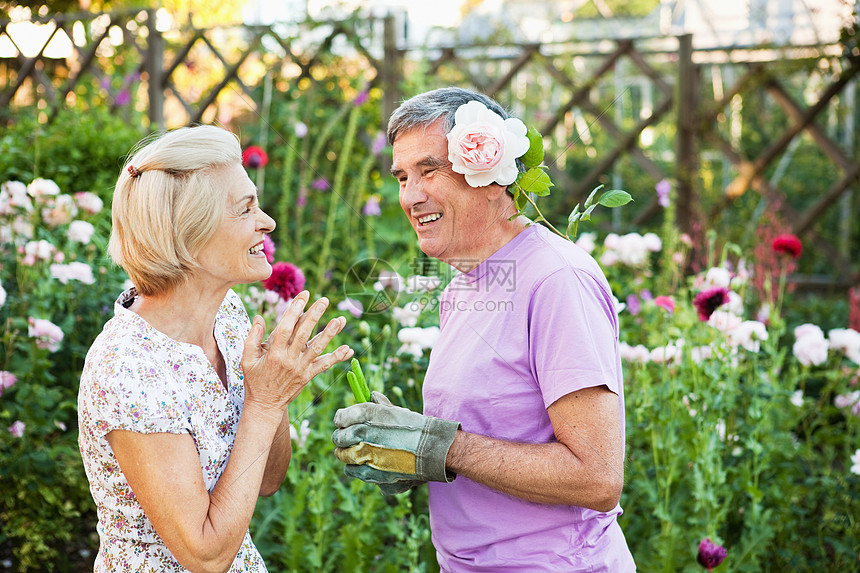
left=194, top=162, right=276, bottom=290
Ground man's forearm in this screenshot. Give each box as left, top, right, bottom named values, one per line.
left=445, top=430, right=622, bottom=511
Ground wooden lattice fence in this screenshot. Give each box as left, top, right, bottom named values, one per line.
left=2, top=9, right=858, bottom=286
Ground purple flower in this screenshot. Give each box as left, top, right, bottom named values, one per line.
left=362, top=196, right=381, bottom=216
left=640, top=289, right=653, bottom=302
left=656, top=178, right=671, bottom=208
left=0, top=371, right=17, bottom=396
left=371, top=132, right=387, bottom=156
left=693, top=288, right=729, bottom=322
left=8, top=420, right=25, bottom=438
left=353, top=90, right=369, bottom=106
left=697, top=538, right=727, bottom=571
left=115, top=88, right=131, bottom=107
left=311, top=178, right=330, bottom=191
left=626, top=293, right=641, bottom=316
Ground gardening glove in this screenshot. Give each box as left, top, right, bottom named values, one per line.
left=332, top=391, right=460, bottom=491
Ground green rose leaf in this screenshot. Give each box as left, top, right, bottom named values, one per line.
left=519, top=167, right=552, bottom=197
left=597, top=189, right=633, bottom=208
left=567, top=203, right=581, bottom=224
left=520, top=127, right=544, bottom=169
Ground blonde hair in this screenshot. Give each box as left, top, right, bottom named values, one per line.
left=108, top=125, right=242, bottom=297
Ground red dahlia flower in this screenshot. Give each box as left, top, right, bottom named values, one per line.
left=242, top=146, right=268, bottom=169
left=771, top=233, right=802, bottom=259
left=693, top=288, right=729, bottom=321
left=696, top=538, right=727, bottom=571
left=262, top=262, right=305, bottom=301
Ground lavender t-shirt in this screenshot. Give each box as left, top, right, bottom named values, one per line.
left=423, top=224, right=635, bottom=572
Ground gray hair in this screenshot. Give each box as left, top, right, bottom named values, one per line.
left=386, top=87, right=514, bottom=145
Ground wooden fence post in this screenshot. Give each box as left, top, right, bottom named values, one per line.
left=675, top=33, right=696, bottom=235
left=380, top=14, right=402, bottom=173
left=146, top=9, right=164, bottom=130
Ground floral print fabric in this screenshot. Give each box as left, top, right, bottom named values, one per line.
left=78, top=288, right=268, bottom=572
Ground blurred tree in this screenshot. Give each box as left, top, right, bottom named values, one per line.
left=1, top=0, right=244, bottom=26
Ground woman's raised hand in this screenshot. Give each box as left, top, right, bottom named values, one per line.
left=241, top=290, right=353, bottom=414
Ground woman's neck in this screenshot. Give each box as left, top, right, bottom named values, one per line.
left=130, top=282, right=229, bottom=349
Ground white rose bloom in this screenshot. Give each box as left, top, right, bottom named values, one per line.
left=708, top=310, right=742, bottom=333
left=68, top=220, right=96, bottom=244
left=851, top=449, right=860, bottom=476
left=574, top=232, right=596, bottom=254
left=392, top=304, right=421, bottom=327
left=27, top=178, right=60, bottom=198
left=643, top=232, right=662, bottom=252
left=828, top=328, right=860, bottom=364
left=702, top=267, right=732, bottom=290
left=792, top=331, right=829, bottom=366
left=790, top=390, right=804, bottom=407
left=794, top=323, right=824, bottom=340
left=728, top=320, right=768, bottom=352
left=74, top=192, right=104, bottom=215
left=0, top=281, right=6, bottom=308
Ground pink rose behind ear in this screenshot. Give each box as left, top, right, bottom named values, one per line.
left=447, top=101, right=529, bottom=188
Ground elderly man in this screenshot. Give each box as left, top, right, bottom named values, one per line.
left=333, top=87, right=635, bottom=572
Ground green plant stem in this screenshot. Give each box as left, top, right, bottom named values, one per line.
left=522, top=192, right=565, bottom=238
left=315, top=104, right=360, bottom=291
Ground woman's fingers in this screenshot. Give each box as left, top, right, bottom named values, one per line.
left=268, top=291, right=310, bottom=349
left=304, top=316, right=346, bottom=356
left=309, top=345, right=354, bottom=378
left=287, top=297, right=330, bottom=353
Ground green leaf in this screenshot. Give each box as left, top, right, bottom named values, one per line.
left=597, top=189, right=633, bottom=208
left=567, top=203, right=581, bottom=224
left=520, top=126, right=544, bottom=169
left=519, top=167, right=552, bottom=197
left=584, top=184, right=604, bottom=208
left=515, top=186, right=530, bottom=211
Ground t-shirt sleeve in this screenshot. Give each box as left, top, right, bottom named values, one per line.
left=82, top=349, right=191, bottom=440
left=528, top=267, right=621, bottom=407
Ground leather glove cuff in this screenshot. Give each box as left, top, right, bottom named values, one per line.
left=417, top=416, right=460, bottom=483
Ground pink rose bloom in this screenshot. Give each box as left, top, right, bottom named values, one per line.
left=42, top=194, right=78, bottom=226
left=834, top=391, right=859, bottom=409
left=8, top=420, right=25, bottom=438
left=447, top=100, right=529, bottom=187
left=0, top=371, right=17, bottom=396
left=654, top=295, right=675, bottom=314
left=74, top=192, right=104, bottom=215
left=28, top=317, right=64, bottom=352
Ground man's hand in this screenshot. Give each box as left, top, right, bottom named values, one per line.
left=332, top=391, right=460, bottom=493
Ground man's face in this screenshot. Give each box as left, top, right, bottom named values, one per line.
left=391, top=119, right=493, bottom=271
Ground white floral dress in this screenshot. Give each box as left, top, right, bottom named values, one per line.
left=78, top=288, right=268, bottom=572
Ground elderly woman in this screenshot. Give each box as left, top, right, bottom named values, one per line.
left=78, top=125, right=353, bottom=572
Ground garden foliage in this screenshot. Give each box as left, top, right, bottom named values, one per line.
left=2, top=48, right=859, bottom=573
